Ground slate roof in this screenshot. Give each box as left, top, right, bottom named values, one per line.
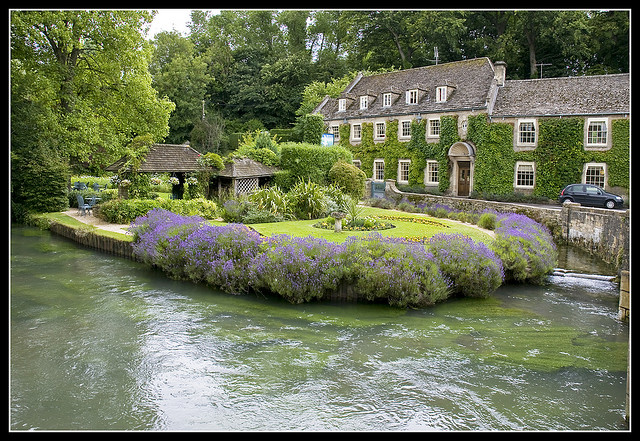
left=315, top=58, right=497, bottom=120
left=491, top=73, right=630, bottom=117
left=218, top=157, right=279, bottom=178
left=105, top=144, right=206, bottom=173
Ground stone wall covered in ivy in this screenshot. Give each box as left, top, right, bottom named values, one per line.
left=338, top=114, right=629, bottom=199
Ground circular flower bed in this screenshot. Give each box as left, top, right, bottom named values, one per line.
left=313, top=216, right=395, bottom=232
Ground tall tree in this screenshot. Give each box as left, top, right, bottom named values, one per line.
left=11, top=10, right=174, bottom=166
left=150, top=31, right=210, bottom=144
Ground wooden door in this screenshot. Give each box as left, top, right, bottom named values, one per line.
left=458, top=161, right=470, bottom=196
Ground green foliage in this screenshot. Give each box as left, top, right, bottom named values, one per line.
left=11, top=145, right=70, bottom=221
left=250, top=185, right=295, bottom=220
left=230, top=130, right=281, bottom=166
left=198, top=152, right=225, bottom=171
left=533, top=118, right=585, bottom=198
left=468, top=115, right=516, bottom=195
left=11, top=10, right=174, bottom=169
left=294, top=113, right=326, bottom=144
left=477, top=212, right=497, bottom=230
left=289, top=178, right=329, bottom=220
left=279, top=142, right=353, bottom=187
left=328, top=160, right=367, bottom=199
left=97, top=197, right=218, bottom=224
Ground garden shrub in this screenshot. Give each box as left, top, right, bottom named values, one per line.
left=428, top=233, right=504, bottom=298
left=11, top=144, right=70, bottom=220
left=279, top=142, right=353, bottom=187
left=490, top=213, right=557, bottom=283
left=288, top=178, right=329, bottom=220
left=477, top=212, right=497, bottom=230
left=341, top=234, right=451, bottom=308
left=97, top=197, right=218, bottom=224
left=129, top=207, right=556, bottom=307
left=253, top=235, right=345, bottom=303
left=328, top=160, right=366, bottom=199
left=249, top=185, right=295, bottom=219
left=220, top=199, right=250, bottom=223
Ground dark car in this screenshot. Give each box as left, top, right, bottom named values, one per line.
left=559, top=184, right=624, bottom=209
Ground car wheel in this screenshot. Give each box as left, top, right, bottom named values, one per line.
left=561, top=197, right=573, bottom=204
left=605, top=200, right=615, bottom=209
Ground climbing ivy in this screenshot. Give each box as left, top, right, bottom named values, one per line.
left=337, top=113, right=629, bottom=199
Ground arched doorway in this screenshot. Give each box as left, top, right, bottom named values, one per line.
left=448, top=141, right=476, bottom=197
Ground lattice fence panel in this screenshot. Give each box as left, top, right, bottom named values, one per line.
left=236, top=178, right=259, bottom=195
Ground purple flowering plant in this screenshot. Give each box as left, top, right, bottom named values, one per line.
left=129, top=207, right=556, bottom=306
left=490, top=213, right=557, bottom=283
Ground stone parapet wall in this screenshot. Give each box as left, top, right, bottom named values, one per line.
left=559, top=202, right=629, bottom=270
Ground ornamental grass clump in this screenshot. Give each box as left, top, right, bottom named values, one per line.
left=428, top=233, right=504, bottom=298
left=491, top=213, right=557, bottom=283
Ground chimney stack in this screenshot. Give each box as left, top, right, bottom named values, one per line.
left=494, top=61, right=506, bottom=86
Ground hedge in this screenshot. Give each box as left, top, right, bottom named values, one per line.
left=278, top=142, right=353, bottom=189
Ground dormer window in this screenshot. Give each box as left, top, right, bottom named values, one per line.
left=360, top=96, right=368, bottom=110
left=382, top=93, right=392, bottom=107
left=406, top=89, right=418, bottom=105
left=338, top=98, right=346, bottom=112
left=435, top=86, right=447, bottom=102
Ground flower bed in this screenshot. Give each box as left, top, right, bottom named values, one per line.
left=129, top=208, right=519, bottom=307
left=312, top=216, right=395, bottom=232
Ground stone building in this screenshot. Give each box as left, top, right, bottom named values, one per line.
left=313, top=58, right=630, bottom=200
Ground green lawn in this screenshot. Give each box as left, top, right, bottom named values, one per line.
left=245, top=206, right=494, bottom=244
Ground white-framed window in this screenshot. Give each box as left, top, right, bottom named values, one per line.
left=514, top=161, right=535, bottom=188
left=331, top=125, right=340, bottom=141
left=400, top=120, right=412, bottom=138
left=397, top=160, right=411, bottom=184
left=435, top=86, right=447, bottom=102
left=360, top=95, right=368, bottom=110
left=383, top=93, right=392, bottom=107
left=352, top=159, right=362, bottom=169
left=351, top=123, right=361, bottom=141
left=374, top=159, right=385, bottom=181
left=586, top=118, right=608, bottom=147
left=517, top=119, right=537, bottom=146
left=428, top=118, right=440, bottom=138
left=583, top=163, right=607, bottom=188
left=424, top=160, right=439, bottom=185
left=338, top=98, right=346, bottom=112
left=375, top=122, right=386, bottom=139
left=407, top=89, right=418, bottom=105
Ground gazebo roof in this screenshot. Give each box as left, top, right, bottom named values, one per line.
left=218, top=157, right=279, bottom=178
left=105, top=144, right=206, bottom=173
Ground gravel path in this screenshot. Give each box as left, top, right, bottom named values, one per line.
left=63, top=209, right=131, bottom=235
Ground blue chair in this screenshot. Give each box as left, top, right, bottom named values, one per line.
left=76, top=194, right=92, bottom=216
left=92, top=183, right=101, bottom=192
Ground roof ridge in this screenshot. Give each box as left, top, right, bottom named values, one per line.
left=505, top=72, right=629, bottom=84
left=363, top=57, right=491, bottom=79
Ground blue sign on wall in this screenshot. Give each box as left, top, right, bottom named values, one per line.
left=321, top=133, right=334, bottom=146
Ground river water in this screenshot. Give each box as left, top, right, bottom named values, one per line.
left=10, top=226, right=629, bottom=431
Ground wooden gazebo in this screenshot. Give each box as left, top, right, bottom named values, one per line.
left=215, top=157, right=279, bottom=196
left=105, top=143, right=207, bottom=198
